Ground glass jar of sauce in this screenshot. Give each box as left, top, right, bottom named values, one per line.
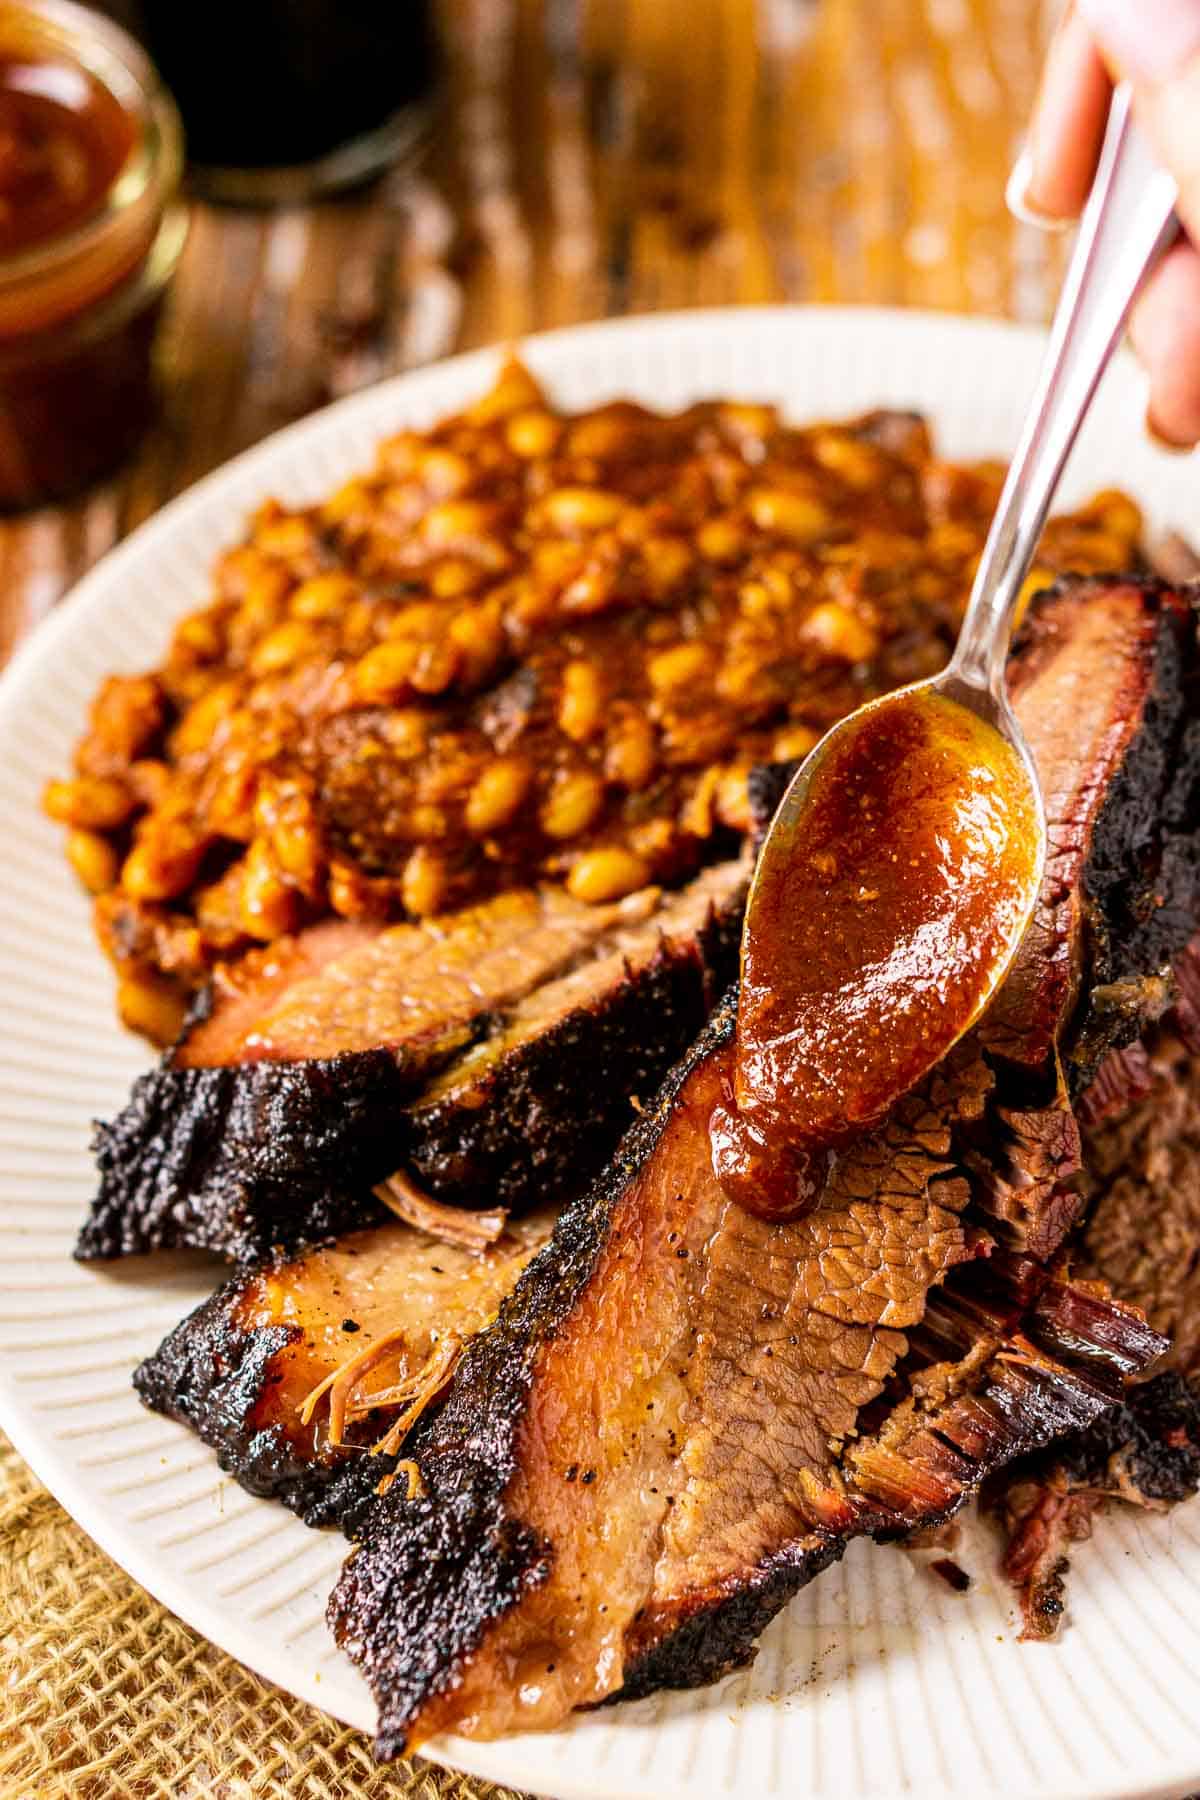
left=0, top=0, right=184, bottom=509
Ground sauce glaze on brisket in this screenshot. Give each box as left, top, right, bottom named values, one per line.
left=326, top=578, right=1200, bottom=1754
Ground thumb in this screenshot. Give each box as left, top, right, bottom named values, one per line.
left=1078, top=0, right=1200, bottom=244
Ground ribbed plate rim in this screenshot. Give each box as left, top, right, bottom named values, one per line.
left=0, top=305, right=1198, bottom=1800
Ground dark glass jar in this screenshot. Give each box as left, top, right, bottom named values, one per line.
left=0, top=0, right=184, bottom=509
left=133, top=0, right=437, bottom=204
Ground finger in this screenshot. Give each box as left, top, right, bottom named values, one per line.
left=1129, top=240, right=1200, bottom=447
left=1009, top=6, right=1111, bottom=227
left=1078, top=0, right=1200, bottom=246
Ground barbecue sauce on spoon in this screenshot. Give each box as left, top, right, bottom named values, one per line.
left=712, top=688, right=1042, bottom=1220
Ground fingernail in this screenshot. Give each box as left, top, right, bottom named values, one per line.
left=1078, top=0, right=1200, bottom=84
left=1146, top=404, right=1200, bottom=451
left=1005, top=147, right=1074, bottom=231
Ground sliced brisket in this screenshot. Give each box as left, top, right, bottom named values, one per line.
left=989, top=1369, right=1200, bottom=1639
left=134, top=1211, right=555, bottom=1526
left=80, top=862, right=745, bottom=1263
left=991, top=1019, right=1200, bottom=1638
left=326, top=578, right=1200, bottom=1755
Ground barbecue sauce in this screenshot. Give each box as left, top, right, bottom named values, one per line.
left=0, top=56, right=134, bottom=257
left=712, top=689, right=1042, bottom=1221
left=0, top=9, right=183, bottom=508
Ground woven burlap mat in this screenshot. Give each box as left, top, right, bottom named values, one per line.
left=0, top=1431, right=535, bottom=1800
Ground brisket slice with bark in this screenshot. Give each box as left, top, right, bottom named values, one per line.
left=133, top=1211, right=557, bottom=1526
left=326, top=577, right=1200, bottom=1755
left=80, top=861, right=745, bottom=1264
left=990, top=1011, right=1200, bottom=1637
left=989, top=1369, right=1200, bottom=1639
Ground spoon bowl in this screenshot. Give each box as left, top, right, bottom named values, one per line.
left=737, top=675, right=1045, bottom=1141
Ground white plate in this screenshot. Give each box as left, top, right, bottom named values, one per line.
left=1, top=307, right=1199, bottom=1800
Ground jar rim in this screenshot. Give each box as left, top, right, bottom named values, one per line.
left=0, top=0, right=184, bottom=288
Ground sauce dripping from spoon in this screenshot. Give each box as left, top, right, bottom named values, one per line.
left=711, top=688, right=1043, bottom=1220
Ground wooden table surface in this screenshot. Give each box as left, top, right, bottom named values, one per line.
left=0, top=0, right=1065, bottom=668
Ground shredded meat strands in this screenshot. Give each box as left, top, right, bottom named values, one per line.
left=373, top=1171, right=509, bottom=1249
left=297, top=1327, right=465, bottom=1456
left=379, top=1458, right=427, bottom=1501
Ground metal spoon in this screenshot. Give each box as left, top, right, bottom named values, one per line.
left=732, top=87, right=1180, bottom=1169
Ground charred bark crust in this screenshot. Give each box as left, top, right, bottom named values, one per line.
left=131, top=1283, right=323, bottom=1512
left=1036, top=580, right=1200, bottom=1091
left=990, top=1370, right=1200, bottom=1639
left=403, top=907, right=739, bottom=1211
left=610, top=1538, right=844, bottom=1702
left=80, top=1041, right=410, bottom=1264
left=332, top=1473, right=553, bottom=1763
left=1022, top=1369, right=1200, bottom=1507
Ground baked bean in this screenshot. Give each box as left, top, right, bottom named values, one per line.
left=541, top=769, right=605, bottom=840
left=506, top=409, right=561, bottom=459
left=558, top=660, right=604, bottom=742
left=641, top=536, right=693, bottom=597
left=86, top=673, right=165, bottom=761
left=65, top=828, right=119, bottom=893
left=748, top=487, right=831, bottom=543
left=720, top=402, right=776, bottom=442
left=466, top=758, right=532, bottom=834
left=566, top=847, right=650, bottom=903
left=679, top=767, right=722, bottom=840
left=802, top=601, right=880, bottom=663
left=410, top=639, right=461, bottom=696
left=354, top=639, right=420, bottom=704
left=239, top=839, right=299, bottom=939
left=417, top=447, right=473, bottom=497
left=541, top=487, right=625, bottom=533
left=772, top=725, right=820, bottom=762
left=605, top=712, right=657, bottom=790
left=256, top=514, right=314, bottom=559
left=467, top=359, right=544, bottom=424
left=322, top=477, right=374, bottom=525
left=447, top=605, right=506, bottom=689
left=422, top=499, right=497, bottom=547
left=715, top=762, right=754, bottom=833
left=566, top=412, right=634, bottom=460
left=116, top=974, right=187, bottom=1047
left=122, top=819, right=207, bottom=902
left=432, top=558, right=487, bottom=599
left=174, top=609, right=226, bottom=660
left=250, top=620, right=320, bottom=677
left=402, top=845, right=447, bottom=916
left=649, top=643, right=712, bottom=696
left=290, top=573, right=358, bottom=619
left=170, top=682, right=240, bottom=758
left=43, top=776, right=133, bottom=830
left=696, top=518, right=745, bottom=564
left=812, top=431, right=879, bottom=490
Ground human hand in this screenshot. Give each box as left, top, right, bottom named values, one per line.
left=1008, top=0, right=1200, bottom=447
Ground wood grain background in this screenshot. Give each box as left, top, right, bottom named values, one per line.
left=0, top=0, right=1066, bottom=668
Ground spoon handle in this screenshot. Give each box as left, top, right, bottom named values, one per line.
left=950, top=85, right=1179, bottom=699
